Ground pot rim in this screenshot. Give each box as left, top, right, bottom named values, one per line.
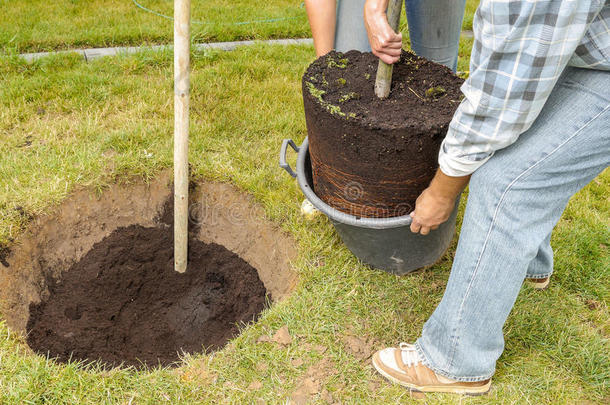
left=296, top=137, right=414, bottom=230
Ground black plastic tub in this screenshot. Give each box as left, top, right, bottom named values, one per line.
left=280, top=137, right=459, bottom=275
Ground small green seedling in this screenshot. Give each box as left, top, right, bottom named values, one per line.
left=306, top=81, right=347, bottom=117
left=339, top=92, right=360, bottom=103
left=328, top=58, right=349, bottom=69
left=425, top=86, right=447, bottom=99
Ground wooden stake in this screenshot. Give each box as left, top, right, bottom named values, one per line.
left=174, top=0, right=190, bottom=273
left=374, top=0, right=403, bottom=99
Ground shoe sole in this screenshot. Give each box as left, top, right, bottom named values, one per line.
left=371, top=355, right=491, bottom=396
left=527, top=278, right=550, bottom=290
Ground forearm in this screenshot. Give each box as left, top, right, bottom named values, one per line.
left=428, top=168, right=470, bottom=202
left=305, top=0, right=337, bottom=57
left=364, top=0, right=389, bottom=16
left=409, top=168, right=469, bottom=234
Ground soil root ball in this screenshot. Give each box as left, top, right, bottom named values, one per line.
left=303, top=50, right=464, bottom=218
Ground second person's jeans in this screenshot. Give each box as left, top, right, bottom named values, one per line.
left=334, top=0, right=466, bottom=72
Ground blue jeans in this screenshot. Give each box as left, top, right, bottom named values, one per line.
left=416, top=67, right=610, bottom=381
left=334, top=0, right=466, bottom=72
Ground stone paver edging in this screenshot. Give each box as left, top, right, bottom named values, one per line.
left=19, top=38, right=314, bottom=63
left=18, top=31, right=473, bottom=62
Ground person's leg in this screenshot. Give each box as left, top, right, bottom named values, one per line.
left=405, top=0, right=466, bottom=72
left=334, top=0, right=372, bottom=53
left=524, top=232, right=554, bottom=289
left=526, top=232, right=553, bottom=279
left=525, top=231, right=554, bottom=286
left=415, top=67, right=610, bottom=381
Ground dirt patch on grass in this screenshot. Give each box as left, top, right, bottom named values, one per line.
left=291, top=357, right=338, bottom=404
left=0, top=171, right=297, bottom=367
left=342, top=334, right=378, bottom=362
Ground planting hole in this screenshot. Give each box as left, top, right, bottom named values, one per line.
left=0, top=172, right=296, bottom=368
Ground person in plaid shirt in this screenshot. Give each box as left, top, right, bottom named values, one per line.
left=364, top=0, right=609, bottom=395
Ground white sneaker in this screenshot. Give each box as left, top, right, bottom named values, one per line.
left=300, top=199, right=320, bottom=219
left=372, top=343, right=492, bottom=395
left=525, top=276, right=551, bottom=290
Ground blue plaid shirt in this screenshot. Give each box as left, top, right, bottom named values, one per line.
left=439, top=0, right=610, bottom=176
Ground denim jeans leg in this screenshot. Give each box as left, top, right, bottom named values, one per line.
left=405, top=0, right=466, bottom=72
left=525, top=232, right=554, bottom=279
left=335, top=0, right=371, bottom=53
left=415, top=67, right=610, bottom=381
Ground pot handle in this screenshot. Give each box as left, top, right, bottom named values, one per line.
left=279, top=139, right=299, bottom=178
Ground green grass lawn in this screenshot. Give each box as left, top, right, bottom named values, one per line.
left=0, top=0, right=480, bottom=53
left=0, top=40, right=608, bottom=403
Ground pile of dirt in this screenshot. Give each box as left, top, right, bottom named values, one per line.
left=26, top=224, right=268, bottom=368
left=303, top=50, right=464, bottom=217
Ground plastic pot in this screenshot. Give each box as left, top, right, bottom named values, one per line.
left=280, top=137, right=459, bottom=275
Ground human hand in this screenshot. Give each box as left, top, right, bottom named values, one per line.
left=409, top=169, right=470, bottom=235
left=364, top=0, right=402, bottom=64
left=409, top=188, right=456, bottom=235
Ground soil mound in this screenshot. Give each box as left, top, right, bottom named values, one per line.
left=304, top=50, right=463, bottom=130
left=26, top=224, right=268, bottom=368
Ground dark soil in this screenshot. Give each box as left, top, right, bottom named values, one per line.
left=304, top=50, right=463, bottom=130
left=302, top=50, right=463, bottom=218
left=26, top=224, right=268, bottom=369
left=0, top=244, right=9, bottom=267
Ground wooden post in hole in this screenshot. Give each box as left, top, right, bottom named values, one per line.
left=374, top=0, right=403, bottom=99
left=174, top=0, right=190, bottom=273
